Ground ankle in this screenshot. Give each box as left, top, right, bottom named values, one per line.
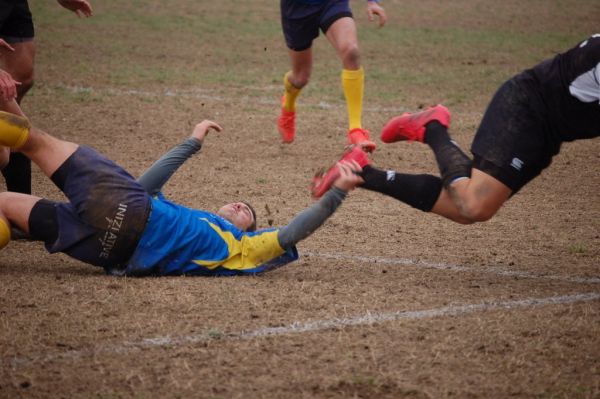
left=424, top=120, right=450, bottom=146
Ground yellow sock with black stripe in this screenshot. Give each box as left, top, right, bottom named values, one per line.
left=0, top=111, right=30, bottom=148
left=282, top=71, right=302, bottom=112
left=341, top=67, right=364, bottom=130
left=0, top=217, right=10, bottom=250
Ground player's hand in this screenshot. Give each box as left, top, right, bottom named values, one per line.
left=367, top=1, right=387, bottom=27
left=57, top=0, right=93, bottom=17
left=0, top=69, right=20, bottom=102
left=333, top=160, right=364, bottom=192
left=191, top=120, right=222, bottom=142
left=0, top=39, right=15, bottom=53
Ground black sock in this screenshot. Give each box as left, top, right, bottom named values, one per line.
left=2, top=152, right=32, bottom=194
left=424, top=121, right=472, bottom=187
left=360, top=165, right=442, bottom=212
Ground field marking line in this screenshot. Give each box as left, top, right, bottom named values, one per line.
left=5, top=292, right=599, bottom=368
left=47, top=83, right=486, bottom=116
left=305, top=251, right=600, bottom=285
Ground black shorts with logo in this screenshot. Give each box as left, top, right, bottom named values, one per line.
left=28, top=146, right=151, bottom=269
left=0, top=0, right=34, bottom=42
left=471, top=75, right=556, bottom=193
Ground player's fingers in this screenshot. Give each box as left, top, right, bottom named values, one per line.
left=348, top=159, right=363, bottom=173
left=0, top=40, right=15, bottom=52
left=372, top=9, right=386, bottom=27
left=336, top=161, right=350, bottom=177
left=208, top=121, right=223, bottom=132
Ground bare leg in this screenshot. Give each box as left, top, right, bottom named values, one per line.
left=325, top=17, right=375, bottom=150
left=325, top=17, right=360, bottom=70
left=1, top=43, right=35, bottom=193
left=0, top=192, right=40, bottom=233
left=18, top=127, right=78, bottom=178
left=0, top=112, right=78, bottom=178
left=0, top=41, right=36, bottom=103
left=287, top=47, right=313, bottom=90
left=431, top=169, right=512, bottom=223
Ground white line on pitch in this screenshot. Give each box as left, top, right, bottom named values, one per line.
left=6, top=292, right=599, bottom=367
left=44, top=83, right=452, bottom=114
left=305, top=251, right=600, bottom=284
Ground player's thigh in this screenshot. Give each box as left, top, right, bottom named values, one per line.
left=325, top=17, right=357, bottom=53
left=2, top=40, right=35, bottom=82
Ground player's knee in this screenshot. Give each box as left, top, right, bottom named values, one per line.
left=459, top=201, right=497, bottom=223
left=293, top=73, right=310, bottom=88
left=341, top=45, right=360, bottom=68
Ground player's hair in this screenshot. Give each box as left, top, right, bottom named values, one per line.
left=241, top=201, right=257, bottom=231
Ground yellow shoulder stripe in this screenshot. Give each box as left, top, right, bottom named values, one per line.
left=193, top=221, right=284, bottom=270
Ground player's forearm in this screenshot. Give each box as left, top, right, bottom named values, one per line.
left=277, top=187, right=347, bottom=249
left=137, top=138, right=202, bottom=195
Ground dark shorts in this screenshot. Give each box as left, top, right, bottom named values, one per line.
left=280, top=0, right=352, bottom=51
left=28, top=146, right=151, bottom=269
left=0, top=0, right=34, bottom=42
left=471, top=77, right=554, bottom=193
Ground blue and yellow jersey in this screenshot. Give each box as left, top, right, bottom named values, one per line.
left=124, top=195, right=298, bottom=276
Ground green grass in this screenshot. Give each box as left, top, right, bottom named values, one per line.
left=29, top=0, right=599, bottom=105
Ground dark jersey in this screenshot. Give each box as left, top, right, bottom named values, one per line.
left=471, top=35, right=600, bottom=192
left=523, top=34, right=600, bottom=147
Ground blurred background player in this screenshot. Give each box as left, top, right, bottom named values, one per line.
left=0, top=109, right=363, bottom=276
left=0, top=0, right=92, bottom=194
left=313, top=34, right=600, bottom=224
left=277, top=0, right=386, bottom=152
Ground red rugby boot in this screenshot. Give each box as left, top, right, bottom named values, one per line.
left=380, top=104, right=450, bottom=143
left=311, top=145, right=370, bottom=199
left=277, top=96, right=295, bottom=143
left=347, top=127, right=376, bottom=152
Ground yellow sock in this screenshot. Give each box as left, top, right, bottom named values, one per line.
left=0, top=218, right=10, bottom=250
left=0, top=111, right=30, bottom=148
left=342, top=67, right=364, bottom=130
left=282, top=71, right=301, bottom=112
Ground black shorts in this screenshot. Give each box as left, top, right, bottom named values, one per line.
left=28, top=146, right=151, bottom=269
left=471, top=77, right=555, bottom=193
left=280, top=0, right=352, bottom=51
left=0, top=0, right=34, bottom=42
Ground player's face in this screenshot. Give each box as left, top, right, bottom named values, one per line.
left=217, top=202, right=255, bottom=231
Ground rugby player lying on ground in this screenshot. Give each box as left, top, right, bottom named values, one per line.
left=0, top=109, right=363, bottom=276
left=312, top=34, right=600, bottom=224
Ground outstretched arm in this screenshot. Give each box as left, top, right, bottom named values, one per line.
left=277, top=161, right=363, bottom=249
left=137, top=120, right=222, bottom=195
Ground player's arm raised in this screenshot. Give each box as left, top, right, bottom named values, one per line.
left=137, top=120, right=222, bottom=196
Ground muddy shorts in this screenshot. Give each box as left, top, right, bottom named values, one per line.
left=280, top=0, right=352, bottom=51
left=0, top=0, right=34, bottom=42
left=28, top=146, right=151, bottom=269
left=471, top=76, right=555, bottom=193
